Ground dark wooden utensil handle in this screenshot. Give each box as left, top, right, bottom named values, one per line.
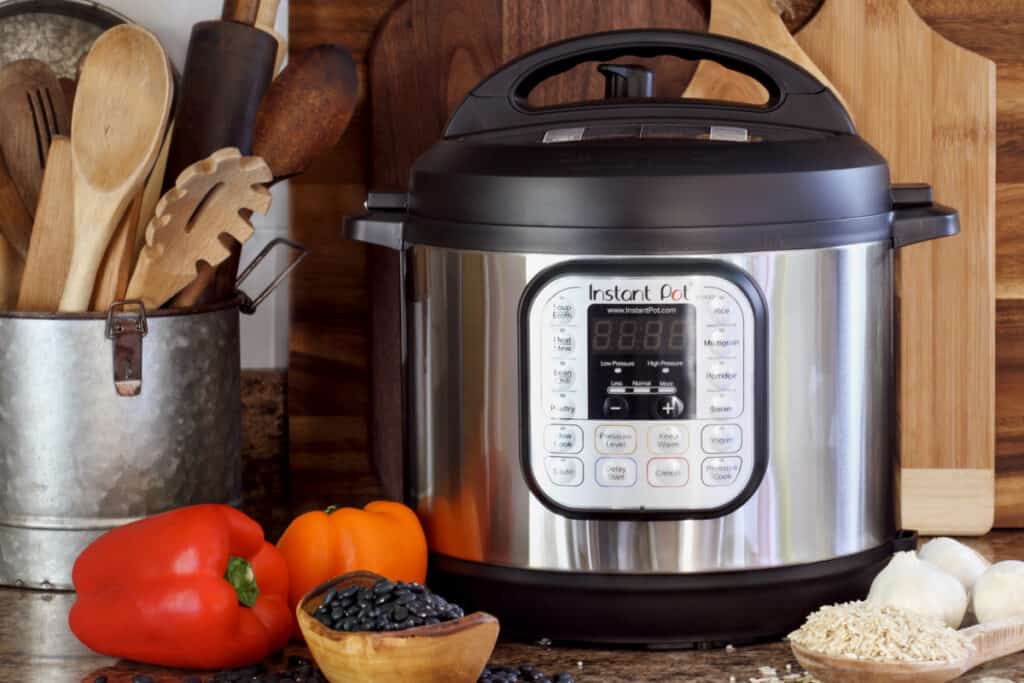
left=223, top=0, right=260, bottom=25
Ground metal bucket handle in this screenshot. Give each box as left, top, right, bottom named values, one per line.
left=235, top=238, right=310, bottom=315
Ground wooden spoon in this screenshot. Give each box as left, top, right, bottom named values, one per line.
left=0, top=151, right=32, bottom=257
left=682, top=0, right=847, bottom=112
left=256, top=0, right=287, bottom=75
left=174, top=44, right=358, bottom=307
left=792, top=617, right=1024, bottom=683
left=297, top=572, right=499, bottom=683
left=58, top=25, right=172, bottom=312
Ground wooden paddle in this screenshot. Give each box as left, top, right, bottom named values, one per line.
left=0, top=151, right=32, bottom=258
left=58, top=25, right=173, bottom=312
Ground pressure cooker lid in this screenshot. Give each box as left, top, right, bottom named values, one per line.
left=384, top=31, right=902, bottom=254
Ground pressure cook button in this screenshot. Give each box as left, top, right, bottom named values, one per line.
left=596, top=457, right=638, bottom=487
left=648, top=425, right=688, bottom=454
left=705, top=360, right=739, bottom=390
left=702, top=424, right=742, bottom=454
left=648, top=458, right=689, bottom=487
left=704, top=327, right=741, bottom=358
left=551, top=332, right=575, bottom=357
left=547, top=395, right=577, bottom=419
left=603, top=396, right=630, bottom=418
left=702, top=457, right=743, bottom=487
left=653, top=396, right=685, bottom=419
left=709, top=393, right=740, bottom=418
left=596, top=426, right=637, bottom=454
left=548, top=300, right=575, bottom=325
left=708, top=294, right=740, bottom=325
left=544, top=424, right=583, bottom=454
left=545, top=457, right=584, bottom=487
left=551, top=364, right=575, bottom=389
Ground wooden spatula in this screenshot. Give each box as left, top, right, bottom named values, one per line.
left=792, top=617, right=1024, bottom=683
left=126, top=148, right=272, bottom=309
left=256, top=0, right=287, bottom=75
left=0, top=59, right=70, bottom=218
left=0, top=151, right=32, bottom=258
left=58, top=25, right=173, bottom=312
left=17, top=137, right=73, bottom=312
left=682, top=0, right=846, bottom=111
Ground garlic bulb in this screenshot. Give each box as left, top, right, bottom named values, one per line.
left=866, top=551, right=968, bottom=628
left=973, top=561, right=1024, bottom=624
left=919, top=537, right=991, bottom=592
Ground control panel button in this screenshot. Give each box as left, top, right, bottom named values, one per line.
left=551, top=364, right=575, bottom=389
left=648, top=425, right=688, bottom=454
left=704, top=327, right=741, bottom=358
left=603, top=396, right=630, bottom=418
left=707, top=293, right=740, bottom=325
left=648, top=458, right=689, bottom=487
left=551, top=332, right=575, bottom=357
left=702, top=457, right=743, bottom=487
left=544, top=424, right=584, bottom=454
left=596, top=457, right=638, bottom=487
left=546, top=457, right=584, bottom=487
left=709, top=393, right=740, bottom=418
left=546, top=394, right=577, bottom=419
left=702, top=424, right=742, bottom=454
left=596, top=426, right=637, bottom=454
left=704, top=360, right=739, bottom=390
left=653, top=396, right=685, bottom=420
left=548, top=300, right=576, bottom=325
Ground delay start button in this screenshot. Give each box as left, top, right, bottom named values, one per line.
left=702, top=457, right=742, bottom=487
left=596, top=457, right=637, bottom=487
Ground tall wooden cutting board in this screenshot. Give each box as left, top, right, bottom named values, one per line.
left=798, top=0, right=996, bottom=535
left=368, top=0, right=707, bottom=499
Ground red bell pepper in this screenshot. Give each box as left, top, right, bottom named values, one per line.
left=69, top=504, right=292, bottom=670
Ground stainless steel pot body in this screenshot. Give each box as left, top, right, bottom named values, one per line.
left=0, top=303, right=242, bottom=589
left=408, top=241, right=895, bottom=574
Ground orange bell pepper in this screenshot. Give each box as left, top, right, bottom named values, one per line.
left=277, top=501, right=427, bottom=633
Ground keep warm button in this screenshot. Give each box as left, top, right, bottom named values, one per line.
left=596, top=458, right=637, bottom=487
left=702, top=457, right=742, bottom=487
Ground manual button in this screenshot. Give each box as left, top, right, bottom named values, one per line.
left=596, top=426, right=637, bottom=454
left=544, top=424, right=583, bottom=454
left=648, top=425, right=688, bottom=454
left=596, top=457, right=637, bottom=487
left=702, top=457, right=742, bottom=487
left=545, top=457, right=584, bottom=487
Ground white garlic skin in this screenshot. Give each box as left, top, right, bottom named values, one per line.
left=973, top=561, right=1024, bottom=624
left=919, top=537, right=991, bottom=592
left=866, top=551, right=968, bottom=628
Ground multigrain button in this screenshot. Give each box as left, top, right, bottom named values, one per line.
left=548, top=300, right=575, bottom=325
left=551, top=331, right=576, bottom=357
left=547, top=394, right=576, bottom=419
left=551, top=364, right=575, bottom=389
left=648, top=425, right=688, bottom=454
left=704, top=359, right=739, bottom=390
left=704, top=327, right=741, bottom=358
left=544, top=424, right=583, bottom=454
left=596, top=457, right=637, bottom=487
left=596, top=426, right=637, bottom=454
left=647, top=458, right=689, bottom=487
left=702, top=424, right=741, bottom=454
left=702, top=457, right=742, bottom=487
left=709, top=392, right=740, bottom=418
left=545, top=457, right=584, bottom=486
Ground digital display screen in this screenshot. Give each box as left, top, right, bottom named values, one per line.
left=588, top=305, right=689, bottom=355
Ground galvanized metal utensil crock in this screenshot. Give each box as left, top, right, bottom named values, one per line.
left=0, top=238, right=306, bottom=589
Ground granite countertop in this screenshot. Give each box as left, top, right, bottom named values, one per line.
left=5, top=532, right=1024, bottom=683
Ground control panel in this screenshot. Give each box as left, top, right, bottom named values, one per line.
left=521, top=262, right=766, bottom=518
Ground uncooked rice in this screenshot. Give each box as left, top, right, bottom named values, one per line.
left=788, top=601, right=972, bottom=664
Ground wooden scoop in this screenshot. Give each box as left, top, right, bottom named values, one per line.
left=792, top=617, right=1024, bottom=683
left=58, top=24, right=172, bottom=312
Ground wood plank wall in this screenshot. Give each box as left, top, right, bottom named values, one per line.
left=286, top=0, right=1024, bottom=516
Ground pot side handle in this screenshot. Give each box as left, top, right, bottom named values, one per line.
left=344, top=193, right=408, bottom=251
left=891, top=184, right=960, bottom=248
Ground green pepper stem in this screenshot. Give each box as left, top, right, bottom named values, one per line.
left=325, top=505, right=338, bottom=515
left=225, top=556, right=260, bottom=607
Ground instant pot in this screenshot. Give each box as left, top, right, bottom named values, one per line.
left=346, top=30, right=958, bottom=646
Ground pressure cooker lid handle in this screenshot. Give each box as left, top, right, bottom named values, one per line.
left=444, top=29, right=855, bottom=137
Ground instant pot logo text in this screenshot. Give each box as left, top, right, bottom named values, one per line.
left=588, top=284, right=688, bottom=302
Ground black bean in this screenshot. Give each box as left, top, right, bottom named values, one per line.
left=392, top=605, right=409, bottom=621
left=132, top=676, right=156, bottom=683
left=323, top=588, right=337, bottom=605
left=395, top=592, right=415, bottom=605
left=373, top=579, right=395, bottom=594
left=554, top=675, right=575, bottom=683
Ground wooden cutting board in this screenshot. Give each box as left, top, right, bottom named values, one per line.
left=369, top=0, right=708, bottom=500
left=797, top=0, right=997, bottom=535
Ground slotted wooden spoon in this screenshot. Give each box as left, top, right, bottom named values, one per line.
left=792, top=617, right=1024, bottom=683
left=58, top=24, right=172, bottom=312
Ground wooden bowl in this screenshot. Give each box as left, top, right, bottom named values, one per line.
left=297, top=571, right=500, bottom=683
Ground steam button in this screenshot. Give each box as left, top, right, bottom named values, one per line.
left=709, top=393, right=740, bottom=418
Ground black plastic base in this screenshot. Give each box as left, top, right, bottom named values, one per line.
left=428, top=531, right=916, bottom=648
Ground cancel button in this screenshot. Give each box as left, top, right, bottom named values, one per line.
left=701, top=457, right=742, bottom=487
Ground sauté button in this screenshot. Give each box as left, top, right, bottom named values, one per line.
left=545, top=457, right=584, bottom=487
left=648, top=458, right=689, bottom=487
left=603, top=396, right=630, bottom=418
left=704, top=359, right=739, bottom=390
left=702, top=457, right=742, bottom=487
left=652, top=396, right=685, bottom=419
left=551, top=332, right=575, bottom=357
left=708, top=294, right=740, bottom=325
left=596, top=457, right=638, bottom=487
left=551, top=364, right=575, bottom=389
left=547, top=394, right=576, bottom=419
left=704, top=327, right=741, bottom=358
left=548, top=300, right=575, bottom=325
left=702, top=424, right=741, bottom=454
left=648, top=425, right=688, bottom=454
left=709, top=392, right=740, bottom=418
left=596, top=426, right=637, bottom=454
left=544, top=424, right=584, bottom=454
